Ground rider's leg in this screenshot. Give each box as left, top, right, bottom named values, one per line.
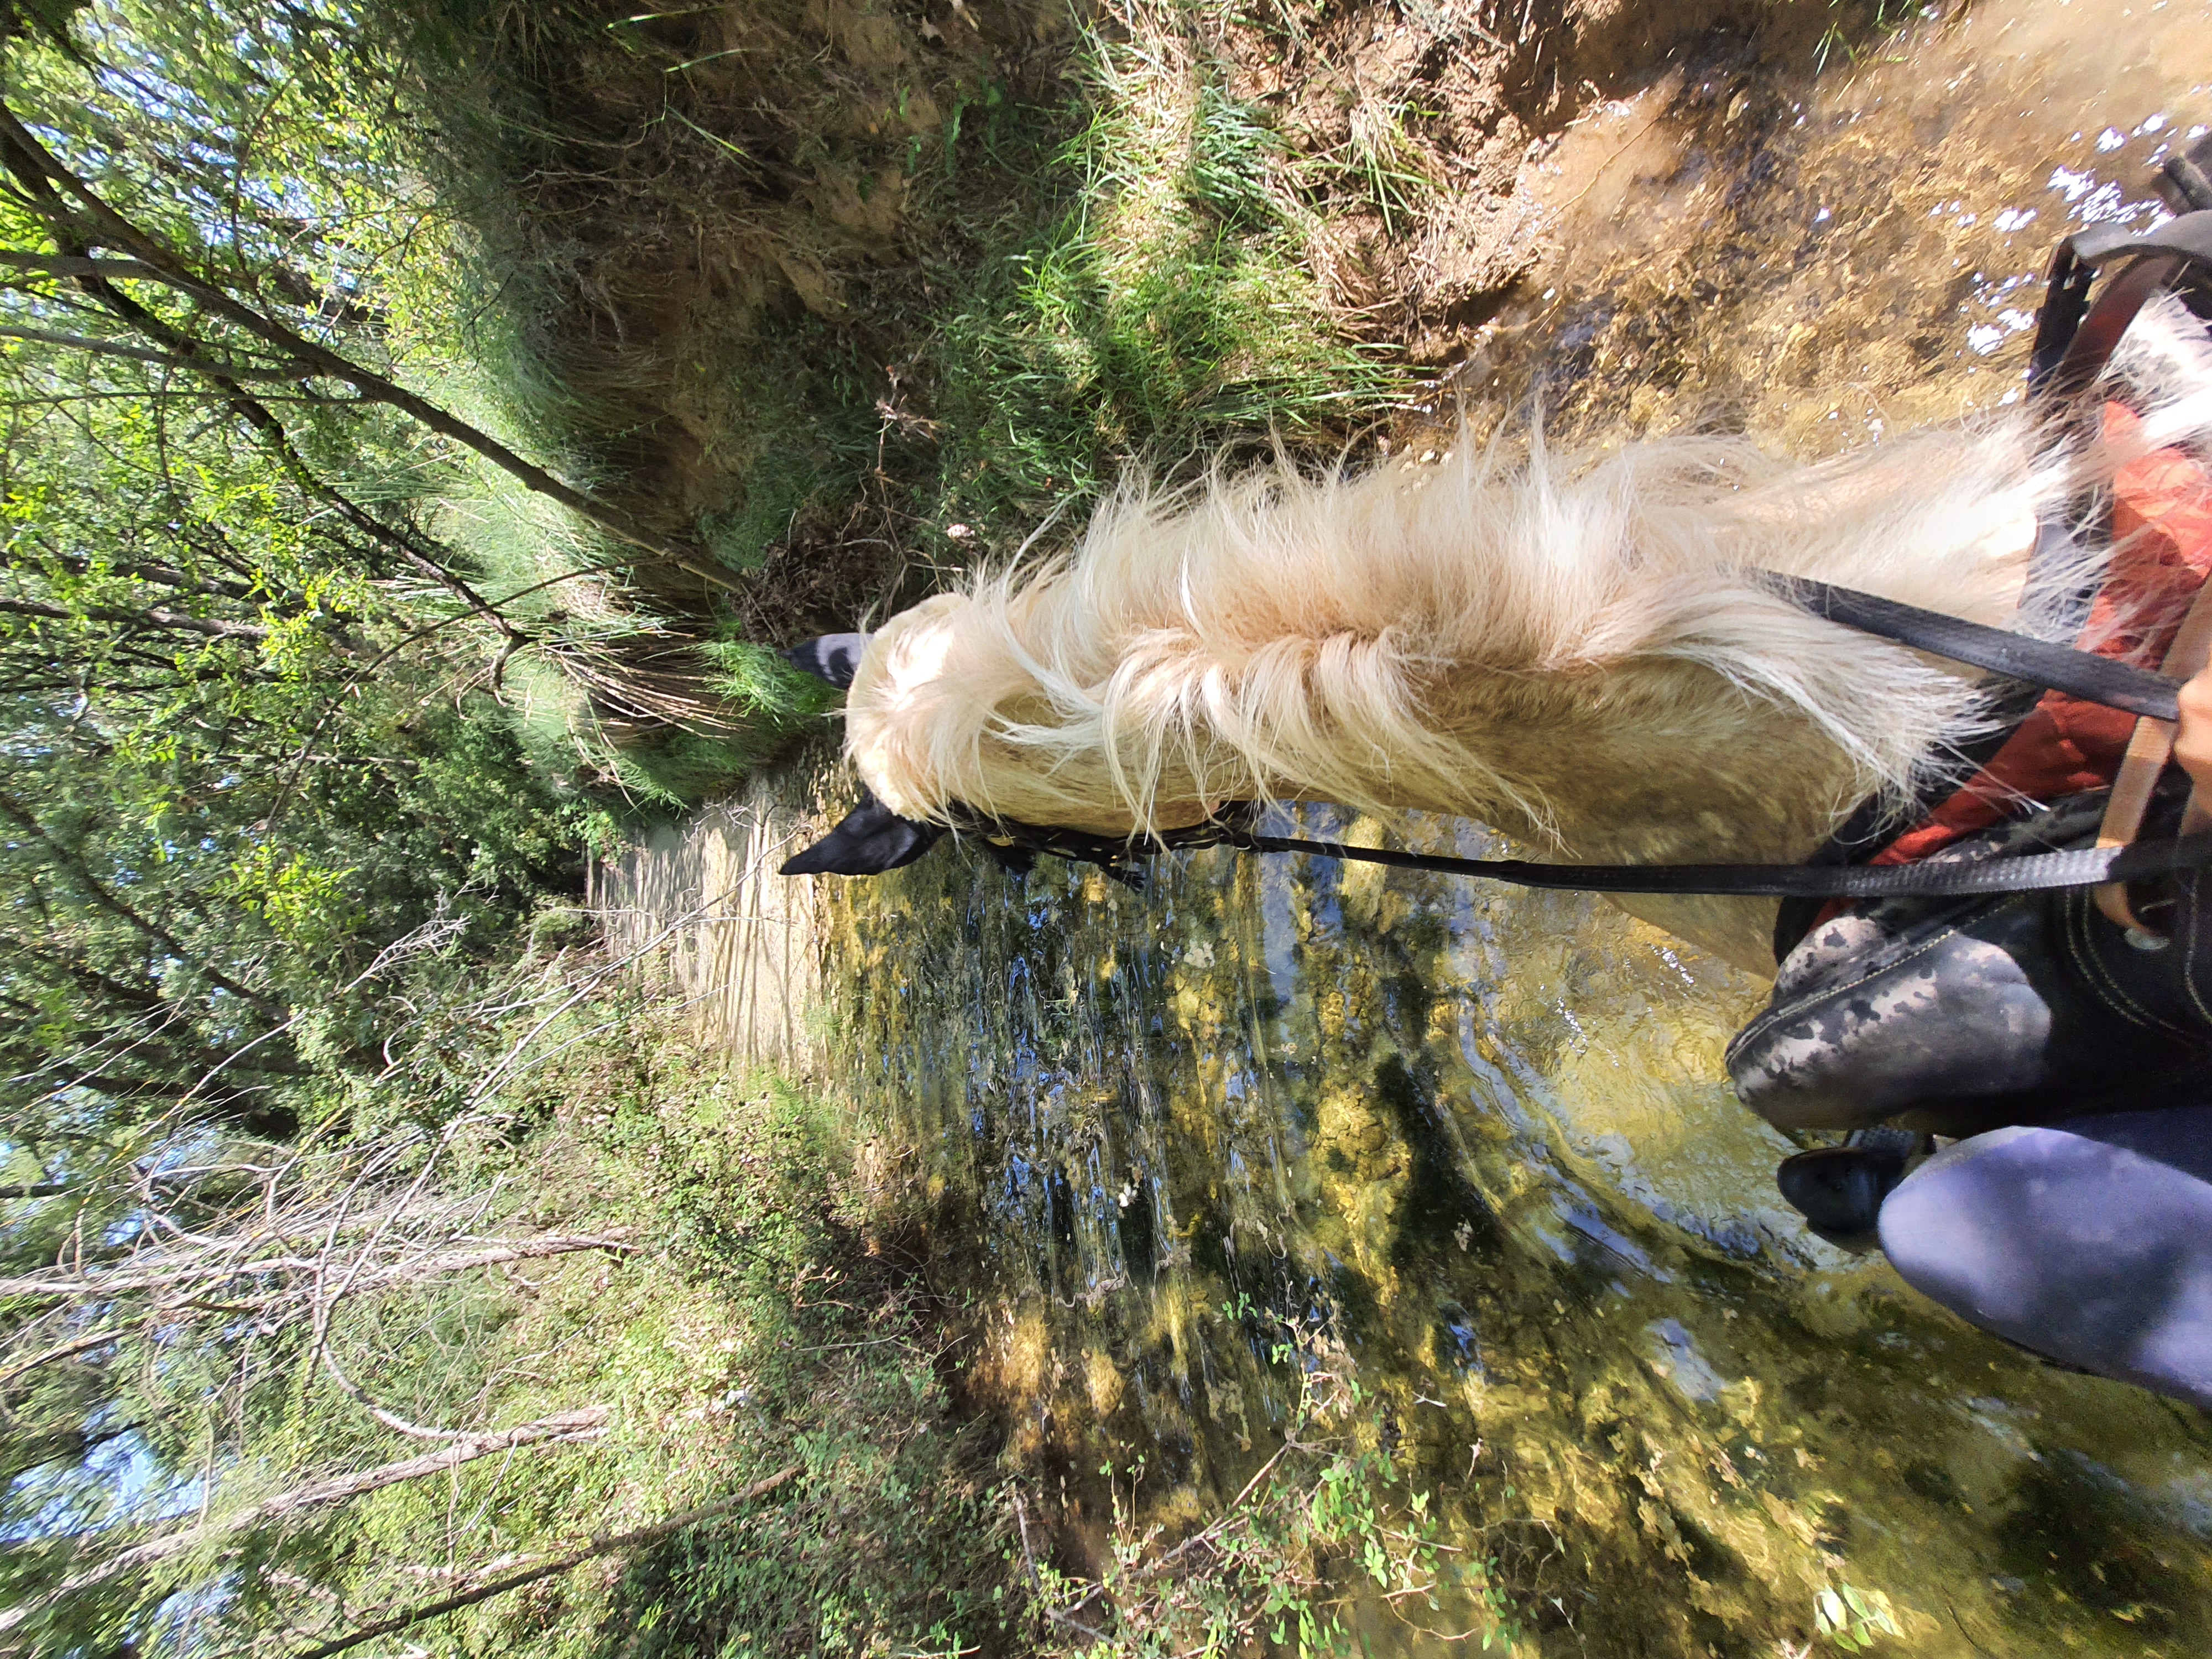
left=1877, top=1105, right=2212, bottom=1408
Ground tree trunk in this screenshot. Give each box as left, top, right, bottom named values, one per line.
left=0, top=105, right=732, bottom=590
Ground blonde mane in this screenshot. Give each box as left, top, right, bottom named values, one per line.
left=839, top=296, right=2212, bottom=971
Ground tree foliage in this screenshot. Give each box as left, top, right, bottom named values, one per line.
left=0, top=12, right=998, bottom=1649
left=0, top=8, right=638, bottom=1644
left=0, top=0, right=637, bottom=1164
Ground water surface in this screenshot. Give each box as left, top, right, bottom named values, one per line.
left=820, top=805, right=2211, bottom=1655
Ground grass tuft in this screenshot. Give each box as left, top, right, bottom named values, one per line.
left=921, top=10, right=1407, bottom=551
left=1331, top=91, right=1442, bottom=238
left=698, top=639, right=843, bottom=726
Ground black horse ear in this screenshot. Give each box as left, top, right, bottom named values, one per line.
left=780, top=791, right=944, bottom=877
left=785, top=632, right=872, bottom=690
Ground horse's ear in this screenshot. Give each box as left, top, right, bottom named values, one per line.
left=785, top=632, right=872, bottom=690
left=780, top=792, right=943, bottom=877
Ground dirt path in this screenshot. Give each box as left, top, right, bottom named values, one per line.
left=598, top=774, right=831, bottom=1071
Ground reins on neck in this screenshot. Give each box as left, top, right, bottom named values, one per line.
left=1228, top=828, right=2212, bottom=900
left=971, top=207, right=2212, bottom=907
left=1756, top=573, right=2184, bottom=723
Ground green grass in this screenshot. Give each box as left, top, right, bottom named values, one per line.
left=1329, top=91, right=1442, bottom=238
left=375, top=0, right=1412, bottom=815
left=698, top=640, right=843, bottom=726
left=344, top=998, right=1024, bottom=1659
left=920, top=27, right=1406, bottom=553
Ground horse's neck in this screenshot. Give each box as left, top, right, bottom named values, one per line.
left=1374, top=637, right=1980, bottom=979
left=1438, top=661, right=1883, bottom=863
left=1125, top=421, right=2034, bottom=848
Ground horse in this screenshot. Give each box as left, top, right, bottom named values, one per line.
left=778, top=204, right=2212, bottom=1406
left=791, top=290, right=2212, bottom=978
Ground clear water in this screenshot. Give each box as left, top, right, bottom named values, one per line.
left=698, top=5, right=2212, bottom=1652
left=820, top=802, right=2212, bottom=1653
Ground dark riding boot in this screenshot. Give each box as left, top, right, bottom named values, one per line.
left=1775, top=1126, right=1924, bottom=1247
left=1728, top=790, right=2212, bottom=1136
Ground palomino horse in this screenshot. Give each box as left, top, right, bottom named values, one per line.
left=795, top=291, right=2212, bottom=978
left=786, top=221, right=2212, bottom=1407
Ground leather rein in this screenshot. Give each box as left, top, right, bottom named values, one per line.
left=985, top=200, right=2212, bottom=916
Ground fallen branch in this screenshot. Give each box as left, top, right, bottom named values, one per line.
left=1142, top=1437, right=1297, bottom=1576
left=282, top=1463, right=804, bottom=1659
left=0, top=1232, right=640, bottom=1302
left=0, top=1327, right=119, bottom=1386
left=1012, top=1490, right=1110, bottom=1645
left=0, top=1407, right=613, bottom=1638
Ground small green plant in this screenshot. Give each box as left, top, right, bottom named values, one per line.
left=1812, top=0, right=1916, bottom=73
left=1017, top=1309, right=1513, bottom=1657
left=1815, top=1580, right=1903, bottom=1651
left=699, top=637, right=846, bottom=724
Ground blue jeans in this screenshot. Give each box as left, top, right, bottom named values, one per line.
left=1881, top=1108, right=2212, bottom=1407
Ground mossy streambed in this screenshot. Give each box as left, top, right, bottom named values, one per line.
left=685, top=2, right=2212, bottom=1651
left=819, top=804, right=2210, bottom=1655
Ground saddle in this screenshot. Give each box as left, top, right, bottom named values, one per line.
left=1733, top=142, right=2212, bottom=1175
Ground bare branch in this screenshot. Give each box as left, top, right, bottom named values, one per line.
left=0, top=249, right=174, bottom=282
left=0, top=1233, right=639, bottom=1302
left=0, top=593, right=272, bottom=640
left=0, top=1408, right=615, bottom=1637
left=0, top=322, right=318, bottom=380
left=0, top=1327, right=118, bottom=1385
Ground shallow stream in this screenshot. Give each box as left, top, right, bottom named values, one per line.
left=629, top=4, right=2212, bottom=1651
